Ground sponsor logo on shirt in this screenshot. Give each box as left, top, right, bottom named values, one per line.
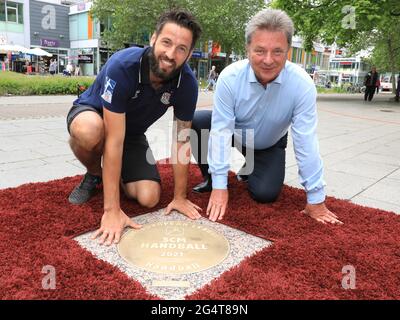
left=101, top=76, right=116, bottom=104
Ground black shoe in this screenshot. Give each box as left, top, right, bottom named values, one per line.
left=68, top=173, right=102, bottom=204
left=193, top=176, right=212, bottom=193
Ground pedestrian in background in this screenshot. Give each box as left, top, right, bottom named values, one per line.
left=364, top=67, right=379, bottom=101
left=49, top=59, right=57, bottom=75
left=204, top=65, right=217, bottom=91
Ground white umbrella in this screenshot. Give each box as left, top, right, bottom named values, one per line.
left=0, top=44, right=29, bottom=53
left=26, top=47, right=53, bottom=57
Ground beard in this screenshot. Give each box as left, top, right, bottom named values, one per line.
left=148, top=46, right=182, bottom=82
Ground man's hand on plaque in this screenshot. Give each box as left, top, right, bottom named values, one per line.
left=92, top=209, right=142, bottom=246
left=165, top=198, right=202, bottom=220
left=207, top=189, right=229, bottom=222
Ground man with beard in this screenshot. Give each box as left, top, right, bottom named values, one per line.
left=66, top=10, right=202, bottom=245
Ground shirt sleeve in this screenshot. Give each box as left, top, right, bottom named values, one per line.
left=173, top=74, right=198, bottom=121
left=100, top=60, right=131, bottom=113
left=290, top=85, right=326, bottom=204
left=208, top=75, right=235, bottom=189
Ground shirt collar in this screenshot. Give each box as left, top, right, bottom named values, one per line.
left=248, top=60, right=287, bottom=85
left=139, top=47, right=183, bottom=89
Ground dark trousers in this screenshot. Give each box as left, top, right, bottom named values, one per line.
left=191, top=110, right=287, bottom=203
left=364, top=86, right=375, bottom=101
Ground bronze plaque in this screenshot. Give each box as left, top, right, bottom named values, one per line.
left=117, top=220, right=230, bottom=274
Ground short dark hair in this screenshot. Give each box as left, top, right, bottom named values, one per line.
left=155, top=9, right=202, bottom=50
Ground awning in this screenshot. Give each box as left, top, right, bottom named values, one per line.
left=0, top=44, right=29, bottom=53
left=26, top=47, right=53, bottom=57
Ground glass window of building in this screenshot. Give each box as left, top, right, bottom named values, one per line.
left=6, top=2, right=17, bottom=23
left=0, top=1, right=5, bottom=22
left=70, top=12, right=88, bottom=41
left=17, top=1, right=22, bottom=24
left=0, top=1, right=23, bottom=24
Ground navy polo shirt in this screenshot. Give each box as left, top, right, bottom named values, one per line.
left=74, top=46, right=198, bottom=136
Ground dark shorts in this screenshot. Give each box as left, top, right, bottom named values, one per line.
left=66, top=104, right=161, bottom=184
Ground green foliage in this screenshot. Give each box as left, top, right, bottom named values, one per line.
left=316, top=86, right=348, bottom=94
left=191, top=0, right=266, bottom=65
left=91, top=0, right=266, bottom=60
left=0, top=71, right=95, bottom=96
left=271, top=0, right=400, bottom=92
left=91, top=0, right=189, bottom=49
left=271, top=0, right=399, bottom=50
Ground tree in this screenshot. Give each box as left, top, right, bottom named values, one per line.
left=191, top=0, right=266, bottom=66
left=91, top=0, right=188, bottom=49
left=271, top=0, right=400, bottom=93
left=91, top=0, right=266, bottom=66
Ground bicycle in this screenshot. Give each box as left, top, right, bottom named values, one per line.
left=346, top=83, right=365, bottom=93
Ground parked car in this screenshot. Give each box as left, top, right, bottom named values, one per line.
left=381, top=80, right=393, bottom=91
left=380, top=75, right=397, bottom=92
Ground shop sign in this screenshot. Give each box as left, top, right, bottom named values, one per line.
left=191, top=51, right=202, bottom=58
left=41, top=38, right=59, bottom=47
left=78, top=54, right=93, bottom=63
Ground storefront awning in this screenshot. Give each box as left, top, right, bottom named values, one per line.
left=26, top=47, right=53, bottom=57
left=0, top=44, right=29, bottom=53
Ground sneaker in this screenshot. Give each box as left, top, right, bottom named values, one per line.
left=68, top=173, right=102, bottom=204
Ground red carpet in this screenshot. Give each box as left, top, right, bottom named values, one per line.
left=0, top=163, right=399, bottom=299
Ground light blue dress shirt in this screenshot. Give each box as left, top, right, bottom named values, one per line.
left=208, top=59, right=326, bottom=204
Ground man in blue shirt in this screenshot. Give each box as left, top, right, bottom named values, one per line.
left=66, top=10, right=203, bottom=245
left=191, top=9, right=342, bottom=225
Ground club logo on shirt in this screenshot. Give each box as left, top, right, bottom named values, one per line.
left=101, top=76, right=116, bottom=104
left=160, top=92, right=171, bottom=105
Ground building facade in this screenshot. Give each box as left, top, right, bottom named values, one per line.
left=0, top=0, right=27, bottom=47
left=288, top=36, right=330, bottom=78
left=316, top=45, right=370, bottom=85
left=68, top=1, right=101, bottom=76
left=30, top=0, right=70, bottom=73
left=1, top=1, right=373, bottom=80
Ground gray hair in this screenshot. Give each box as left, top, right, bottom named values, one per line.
left=245, top=9, right=294, bottom=47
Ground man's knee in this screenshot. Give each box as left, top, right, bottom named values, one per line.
left=192, top=110, right=212, bottom=132
left=248, top=183, right=282, bottom=203
left=69, top=113, right=104, bottom=151
left=124, top=181, right=160, bottom=208
left=137, top=187, right=160, bottom=208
